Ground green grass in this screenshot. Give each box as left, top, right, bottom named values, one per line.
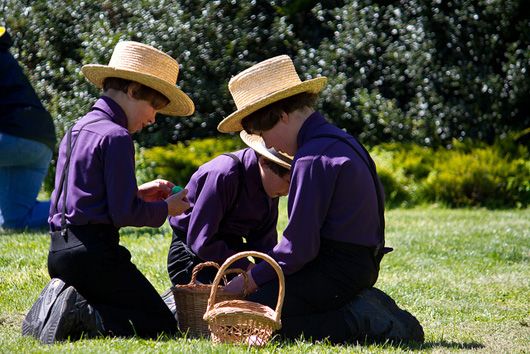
left=1, top=205, right=529, bottom=353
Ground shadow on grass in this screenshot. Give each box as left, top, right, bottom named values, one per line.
left=400, top=340, right=485, bottom=351
left=423, top=340, right=485, bottom=350
left=274, top=337, right=486, bottom=351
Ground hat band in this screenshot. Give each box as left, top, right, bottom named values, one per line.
left=265, top=147, right=292, bottom=165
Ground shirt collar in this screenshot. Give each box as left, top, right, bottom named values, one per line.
left=91, top=96, right=129, bottom=130
left=240, top=148, right=264, bottom=196
left=297, top=111, right=327, bottom=148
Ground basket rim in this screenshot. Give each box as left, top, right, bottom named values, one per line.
left=205, top=251, right=285, bottom=323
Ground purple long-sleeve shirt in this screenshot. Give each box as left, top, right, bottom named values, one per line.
left=251, top=112, right=382, bottom=285
left=168, top=148, right=278, bottom=270
left=49, top=96, right=168, bottom=230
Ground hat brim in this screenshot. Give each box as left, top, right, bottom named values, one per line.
left=81, top=64, right=195, bottom=116
left=218, top=77, right=327, bottom=133
left=240, top=131, right=292, bottom=169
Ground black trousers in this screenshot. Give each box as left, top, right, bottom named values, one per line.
left=167, top=229, right=246, bottom=286
left=47, top=225, right=177, bottom=338
left=248, top=238, right=379, bottom=343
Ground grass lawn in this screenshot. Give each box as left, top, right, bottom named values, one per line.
left=1, top=206, right=528, bottom=353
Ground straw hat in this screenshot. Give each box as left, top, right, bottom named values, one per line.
left=240, top=130, right=292, bottom=169
left=218, top=55, right=327, bottom=133
left=82, top=41, right=194, bottom=116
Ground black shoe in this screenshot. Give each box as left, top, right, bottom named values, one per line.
left=39, top=286, right=104, bottom=344
left=345, top=287, right=424, bottom=344
left=22, top=278, right=68, bottom=338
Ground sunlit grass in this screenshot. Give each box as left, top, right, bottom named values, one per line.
left=1, top=207, right=528, bottom=353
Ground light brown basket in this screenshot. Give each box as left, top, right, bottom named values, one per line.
left=203, top=251, right=285, bottom=346
left=171, top=261, right=245, bottom=338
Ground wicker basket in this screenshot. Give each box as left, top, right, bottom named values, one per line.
left=171, top=261, right=245, bottom=338
left=203, top=251, right=285, bottom=346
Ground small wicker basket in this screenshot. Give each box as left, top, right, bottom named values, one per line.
left=203, top=251, right=285, bottom=346
left=171, top=261, right=245, bottom=338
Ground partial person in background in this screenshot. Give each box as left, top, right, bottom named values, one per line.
left=166, top=130, right=291, bottom=288
left=22, top=41, right=194, bottom=344
left=218, top=55, right=424, bottom=344
left=0, top=26, right=56, bottom=230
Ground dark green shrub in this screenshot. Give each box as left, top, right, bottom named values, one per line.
left=313, top=0, right=529, bottom=146
left=3, top=0, right=528, bottom=149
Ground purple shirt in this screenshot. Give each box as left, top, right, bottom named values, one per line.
left=169, top=148, right=278, bottom=270
left=251, top=112, right=382, bottom=285
left=49, top=96, right=168, bottom=230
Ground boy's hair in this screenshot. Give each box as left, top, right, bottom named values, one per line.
left=103, top=77, right=170, bottom=110
left=241, top=92, right=318, bottom=134
left=260, top=157, right=290, bottom=178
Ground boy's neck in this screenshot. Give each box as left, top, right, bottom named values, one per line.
left=288, top=106, right=315, bottom=135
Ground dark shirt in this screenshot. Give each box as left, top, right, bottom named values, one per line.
left=169, top=148, right=278, bottom=270
left=0, top=30, right=55, bottom=150
left=49, top=96, right=167, bottom=230
left=251, top=112, right=382, bottom=285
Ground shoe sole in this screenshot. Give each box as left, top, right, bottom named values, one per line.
left=22, top=278, right=67, bottom=338
left=39, top=286, right=78, bottom=344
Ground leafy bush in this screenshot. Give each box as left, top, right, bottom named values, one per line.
left=3, top=0, right=528, bottom=148
left=136, top=136, right=244, bottom=186
left=313, top=0, right=530, bottom=146
left=372, top=138, right=530, bottom=208
left=137, top=137, right=529, bottom=209
left=422, top=146, right=530, bottom=208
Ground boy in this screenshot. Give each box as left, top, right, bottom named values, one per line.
left=167, top=130, right=291, bottom=286
left=218, top=55, right=423, bottom=344
left=22, top=41, right=193, bottom=344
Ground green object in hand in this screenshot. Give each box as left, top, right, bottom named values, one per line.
left=171, top=185, right=183, bottom=194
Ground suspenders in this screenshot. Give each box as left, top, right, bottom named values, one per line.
left=52, top=117, right=109, bottom=236
left=311, top=133, right=392, bottom=260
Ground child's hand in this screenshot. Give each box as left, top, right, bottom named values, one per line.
left=138, top=179, right=174, bottom=201
left=165, top=189, right=190, bottom=216
left=223, top=271, right=258, bottom=296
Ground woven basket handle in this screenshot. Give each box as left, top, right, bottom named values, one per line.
left=189, top=261, right=225, bottom=285
left=206, top=251, right=285, bottom=323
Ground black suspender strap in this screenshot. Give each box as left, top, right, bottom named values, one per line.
left=311, top=133, right=391, bottom=259
left=59, top=127, right=72, bottom=237
left=52, top=117, right=110, bottom=234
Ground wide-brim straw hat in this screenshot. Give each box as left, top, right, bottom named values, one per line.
left=81, top=41, right=194, bottom=116
left=218, top=55, right=327, bottom=133
left=240, top=131, right=292, bottom=170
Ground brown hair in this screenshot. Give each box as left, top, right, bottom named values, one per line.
left=102, top=77, right=170, bottom=110
left=260, top=157, right=290, bottom=178
left=241, top=92, right=318, bottom=134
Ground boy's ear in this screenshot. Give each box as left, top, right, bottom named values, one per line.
left=279, top=111, right=289, bottom=124
left=127, top=82, right=141, bottom=99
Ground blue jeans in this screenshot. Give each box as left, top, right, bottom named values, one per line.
left=0, top=133, right=52, bottom=229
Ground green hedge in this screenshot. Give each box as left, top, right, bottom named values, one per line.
left=4, top=0, right=529, bottom=147
left=135, top=136, right=244, bottom=186
left=370, top=138, right=529, bottom=208
left=422, top=143, right=530, bottom=209
left=138, top=137, right=529, bottom=209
